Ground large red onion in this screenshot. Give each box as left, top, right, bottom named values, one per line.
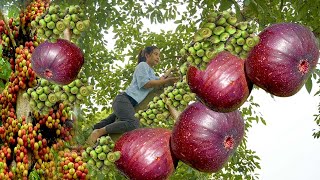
left=31, top=39, right=84, bottom=85
left=245, top=23, right=319, bottom=96
left=114, top=128, right=178, bottom=180
left=171, top=101, right=244, bottom=173
left=187, top=51, right=252, bottom=112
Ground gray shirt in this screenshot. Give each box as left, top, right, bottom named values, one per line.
left=125, top=62, right=159, bottom=104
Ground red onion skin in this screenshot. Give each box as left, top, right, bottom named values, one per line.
left=187, top=51, right=252, bottom=112
left=31, top=39, right=84, bottom=85
left=171, top=101, right=245, bottom=173
left=245, top=23, right=319, bottom=97
left=114, top=128, right=178, bottom=180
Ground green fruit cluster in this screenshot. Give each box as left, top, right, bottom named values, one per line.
left=135, top=96, right=173, bottom=127
left=160, top=76, right=196, bottom=112
left=23, top=71, right=93, bottom=115
left=82, top=135, right=120, bottom=172
left=31, top=4, right=90, bottom=43
left=136, top=75, right=196, bottom=129
left=179, top=10, right=260, bottom=70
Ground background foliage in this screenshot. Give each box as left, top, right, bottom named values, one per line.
left=1, top=0, right=319, bottom=179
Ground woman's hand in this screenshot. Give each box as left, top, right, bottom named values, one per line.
left=86, top=128, right=107, bottom=146
left=165, top=76, right=180, bottom=85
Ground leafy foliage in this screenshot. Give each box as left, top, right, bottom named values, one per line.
left=1, top=0, right=319, bottom=179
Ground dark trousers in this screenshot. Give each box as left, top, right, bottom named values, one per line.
left=93, top=93, right=139, bottom=134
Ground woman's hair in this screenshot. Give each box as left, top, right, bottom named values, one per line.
left=137, top=46, right=159, bottom=64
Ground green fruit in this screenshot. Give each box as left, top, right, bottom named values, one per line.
left=236, top=37, right=245, bottom=45
left=45, top=100, right=53, bottom=107
left=194, top=57, right=202, bottom=65
left=156, top=114, right=165, bottom=120
left=214, top=42, right=225, bottom=52
left=68, top=95, right=76, bottom=102
left=216, top=17, right=226, bottom=25
left=209, top=35, right=220, bottom=44
left=206, top=49, right=217, bottom=59
left=213, top=26, right=225, bottom=35
left=95, top=161, right=103, bottom=169
left=183, top=94, right=192, bottom=102
left=63, top=85, right=70, bottom=92
left=104, top=159, right=113, bottom=166
left=31, top=21, right=37, bottom=27
left=227, top=16, right=237, bottom=25
left=98, top=152, right=106, bottom=160
left=71, top=14, right=80, bottom=22
left=48, top=6, right=57, bottom=14
left=48, top=93, right=57, bottom=104
left=76, top=94, right=84, bottom=100
left=46, top=21, right=55, bottom=29
left=233, top=29, right=242, bottom=38
left=52, top=28, right=62, bottom=35
left=51, top=14, right=59, bottom=22
left=36, top=87, right=43, bottom=94
left=29, top=100, right=36, bottom=108
left=202, top=56, right=210, bottom=62
left=196, top=49, right=205, bottom=57
left=174, top=94, right=182, bottom=101
left=39, top=93, right=47, bottom=101
left=179, top=48, right=186, bottom=56
left=225, top=25, right=236, bottom=34
left=234, top=45, right=242, bottom=54
left=56, top=21, right=66, bottom=32
left=245, top=37, right=256, bottom=47
left=193, top=32, right=203, bottom=42
left=198, top=28, right=212, bottom=39
left=186, top=55, right=194, bottom=63
left=225, top=44, right=234, bottom=52
left=241, top=30, right=249, bottom=38
left=107, top=151, right=121, bottom=162
left=37, top=101, right=44, bottom=109
left=31, top=91, right=38, bottom=100
left=42, top=87, right=50, bottom=95
left=76, top=21, right=85, bottom=31
left=86, top=147, right=93, bottom=154
left=90, top=150, right=98, bottom=159
left=188, top=47, right=196, bottom=55
left=70, top=86, right=79, bottom=94
left=219, top=32, right=230, bottom=41
left=69, top=21, right=76, bottom=29
left=193, top=42, right=202, bottom=50
left=148, top=114, right=155, bottom=119
left=39, top=19, right=46, bottom=28
left=68, top=5, right=77, bottom=14
left=102, top=145, right=111, bottom=153
left=44, top=15, right=52, bottom=23
left=237, top=22, right=248, bottom=30
left=242, top=44, right=250, bottom=51
left=73, top=28, right=81, bottom=35
left=203, top=22, right=216, bottom=30
left=83, top=19, right=90, bottom=28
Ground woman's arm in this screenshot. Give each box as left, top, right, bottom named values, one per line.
left=143, top=77, right=179, bottom=89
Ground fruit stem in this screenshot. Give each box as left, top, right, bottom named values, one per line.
left=166, top=103, right=181, bottom=120
left=63, top=28, right=71, bottom=41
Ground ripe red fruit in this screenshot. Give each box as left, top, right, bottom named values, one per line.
left=114, top=128, right=178, bottom=180
left=171, top=101, right=244, bottom=172
left=245, top=23, right=319, bottom=97
left=31, top=39, right=84, bottom=85
left=187, top=51, right=252, bottom=112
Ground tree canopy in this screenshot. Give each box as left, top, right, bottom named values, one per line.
left=1, top=0, right=319, bottom=179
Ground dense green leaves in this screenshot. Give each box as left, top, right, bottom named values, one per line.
left=2, top=0, right=319, bottom=179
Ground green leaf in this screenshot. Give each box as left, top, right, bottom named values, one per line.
left=305, top=76, right=313, bottom=94
left=0, top=57, right=11, bottom=83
